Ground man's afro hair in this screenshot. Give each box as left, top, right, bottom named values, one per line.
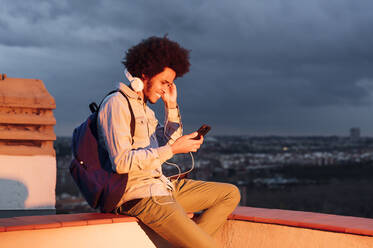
left=122, top=36, right=190, bottom=80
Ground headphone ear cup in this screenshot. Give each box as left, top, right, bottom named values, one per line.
left=131, top=77, right=144, bottom=92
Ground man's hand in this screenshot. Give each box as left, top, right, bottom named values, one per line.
left=162, top=83, right=177, bottom=109
left=170, top=132, right=204, bottom=154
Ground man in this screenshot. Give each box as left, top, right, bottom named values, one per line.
left=97, top=36, right=240, bottom=248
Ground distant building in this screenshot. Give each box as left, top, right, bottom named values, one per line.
left=350, top=127, right=361, bottom=139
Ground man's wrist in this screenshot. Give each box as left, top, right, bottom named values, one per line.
left=166, top=101, right=177, bottom=109
left=158, top=144, right=174, bottom=162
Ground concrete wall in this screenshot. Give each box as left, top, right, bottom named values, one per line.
left=215, top=220, right=373, bottom=248
left=0, top=222, right=171, bottom=248
left=0, top=155, right=56, bottom=209
left=0, top=74, right=56, bottom=215
left=1, top=217, right=372, bottom=248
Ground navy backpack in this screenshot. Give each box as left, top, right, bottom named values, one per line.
left=70, top=90, right=135, bottom=213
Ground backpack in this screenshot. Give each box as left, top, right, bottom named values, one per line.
left=70, top=90, right=135, bottom=213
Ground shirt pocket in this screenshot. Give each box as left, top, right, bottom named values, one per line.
left=133, top=116, right=150, bottom=148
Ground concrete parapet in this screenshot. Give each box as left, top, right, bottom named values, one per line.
left=1, top=209, right=373, bottom=248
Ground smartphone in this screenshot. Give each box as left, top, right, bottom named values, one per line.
left=193, top=124, right=211, bottom=139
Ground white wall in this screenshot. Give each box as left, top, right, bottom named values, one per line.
left=0, top=155, right=56, bottom=210
left=0, top=222, right=168, bottom=248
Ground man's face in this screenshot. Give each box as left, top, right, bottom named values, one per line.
left=143, top=67, right=176, bottom=104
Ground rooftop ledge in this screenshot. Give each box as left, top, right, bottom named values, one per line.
left=1, top=206, right=372, bottom=236
left=1, top=206, right=373, bottom=247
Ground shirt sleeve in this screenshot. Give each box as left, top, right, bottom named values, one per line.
left=155, top=105, right=183, bottom=146
left=97, top=94, right=173, bottom=174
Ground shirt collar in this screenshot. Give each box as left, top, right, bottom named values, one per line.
left=118, top=82, right=140, bottom=99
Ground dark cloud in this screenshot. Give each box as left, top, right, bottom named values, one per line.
left=1, top=0, right=373, bottom=136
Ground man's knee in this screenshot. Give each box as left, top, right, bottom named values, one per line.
left=227, top=184, right=241, bottom=206
left=218, top=183, right=241, bottom=207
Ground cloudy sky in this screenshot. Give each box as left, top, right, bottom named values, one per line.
left=2, top=0, right=373, bottom=136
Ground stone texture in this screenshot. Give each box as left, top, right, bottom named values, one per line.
left=0, top=77, right=55, bottom=109
left=0, top=76, right=56, bottom=156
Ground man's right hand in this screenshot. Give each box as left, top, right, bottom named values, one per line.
left=170, top=132, right=204, bottom=154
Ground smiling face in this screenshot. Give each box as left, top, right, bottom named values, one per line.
left=142, top=67, right=176, bottom=104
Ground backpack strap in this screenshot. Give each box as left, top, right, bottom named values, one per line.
left=91, top=89, right=135, bottom=143
left=89, top=90, right=118, bottom=114
left=117, top=90, right=135, bottom=139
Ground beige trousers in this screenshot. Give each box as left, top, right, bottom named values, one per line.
left=119, top=179, right=241, bottom=248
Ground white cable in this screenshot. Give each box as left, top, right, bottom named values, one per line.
left=163, top=101, right=193, bottom=182
left=150, top=152, right=195, bottom=206
left=165, top=152, right=194, bottom=181
left=150, top=91, right=194, bottom=205
left=150, top=101, right=194, bottom=205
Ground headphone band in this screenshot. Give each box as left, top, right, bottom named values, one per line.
left=125, top=69, right=134, bottom=82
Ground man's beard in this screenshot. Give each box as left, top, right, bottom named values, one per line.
left=144, top=80, right=155, bottom=104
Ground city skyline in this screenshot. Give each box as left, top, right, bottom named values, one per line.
left=2, top=1, right=373, bottom=136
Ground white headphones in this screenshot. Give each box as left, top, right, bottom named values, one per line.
left=125, top=69, right=144, bottom=92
